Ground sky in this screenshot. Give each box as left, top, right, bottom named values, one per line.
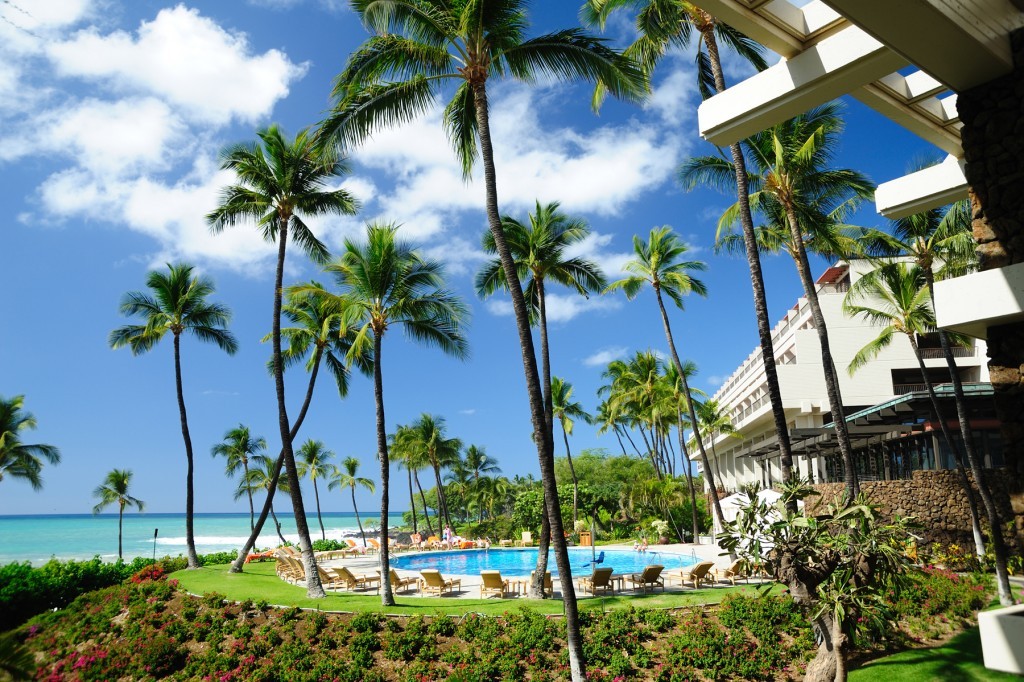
left=0, top=0, right=941, bottom=515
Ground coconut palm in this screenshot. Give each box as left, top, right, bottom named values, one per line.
left=211, top=425, right=267, bottom=531
left=92, top=469, right=145, bottom=560
left=297, top=439, right=335, bottom=542
left=605, top=227, right=727, bottom=528
left=663, top=360, right=704, bottom=543
left=109, top=263, right=238, bottom=569
left=207, top=124, right=359, bottom=598
left=407, top=414, right=463, bottom=530
left=237, top=454, right=290, bottom=546
left=551, top=376, right=590, bottom=525
left=587, top=0, right=798, bottom=511
left=0, top=395, right=60, bottom=490
left=391, top=424, right=432, bottom=536
left=464, top=445, right=500, bottom=482
left=683, top=103, right=874, bottom=498
left=692, top=399, right=740, bottom=487
left=229, top=286, right=370, bottom=574
left=844, top=262, right=1014, bottom=605
left=328, top=457, right=375, bottom=546
left=318, top=223, right=468, bottom=606
left=322, top=7, right=643, bottom=669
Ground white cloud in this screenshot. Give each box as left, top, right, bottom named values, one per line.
left=707, top=375, right=726, bottom=387
left=47, top=5, right=306, bottom=125
left=0, top=0, right=95, bottom=55
left=563, top=231, right=633, bottom=281
left=583, top=346, right=628, bottom=367
left=645, top=67, right=698, bottom=126
left=484, top=292, right=620, bottom=323
left=420, top=236, right=488, bottom=277
left=458, top=408, right=476, bottom=416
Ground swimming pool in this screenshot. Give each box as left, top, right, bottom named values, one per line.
left=391, top=547, right=698, bottom=577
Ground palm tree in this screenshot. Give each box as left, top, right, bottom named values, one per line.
left=109, top=263, right=238, bottom=569
left=605, top=227, right=728, bottom=528
left=692, top=399, right=739, bottom=488
left=211, top=425, right=267, bottom=531
left=237, top=455, right=290, bottom=546
left=408, top=414, right=463, bottom=530
left=318, top=223, right=468, bottom=606
left=328, top=457, right=375, bottom=546
left=207, top=124, right=359, bottom=598
left=464, top=445, right=500, bottom=482
left=551, top=376, right=590, bottom=525
left=683, top=104, right=873, bottom=498
left=587, top=0, right=798, bottom=512
left=92, top=469, right=145, bottom=560
left=297, top=439, right=335, bottom=542
left=844, top=262, right=1015, bottom=606
left=322, top=7, right=643, bottom=671
left=229, top=285, right=370, bottom=574
left=663, top=360, right=704, bottom=543
left=0, top=395, right=60, bottom=490
left=391, top=424, right=431, bottom=536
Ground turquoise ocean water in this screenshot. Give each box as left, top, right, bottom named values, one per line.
left=0, top=512, right=407, bottom=565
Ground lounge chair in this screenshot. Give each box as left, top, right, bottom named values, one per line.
left=317, top=566, right=346, bottom=590
left=425, top=535, right=442, bottom=549
left=667, top=561, right=715, bottom=589
left=367, top=538, right=381, bottom=554
left=381, top=568, right=418, bottom=593
left=625, top=564, right=665, bottom=593
left=499, top=538, right=515, bottom=547
left=419, top=569, right=462, bottom=596
left=327, top=566, right=381, bottom=592
left=480, top=570, right=514, bottom=598
left=275, top=557, right=303, bottom=582
left=577, top=566, right=615, bottom=596
left=527, top=570, right=553, bottom=597
left=714, top=559, right=749, bottom=585
left=517, top=531, right=534, bottom=547
left=345, top=538, right=369, bottom=554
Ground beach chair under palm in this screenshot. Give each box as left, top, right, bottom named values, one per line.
left=527, top=570, right=553, bottom=597
left=327, top=566, right=381, bottom=592
left=419, top=569, right=462, bottom=596
left=625, top=564, right=665, bottom=593
left=480, top=570, right=514, bottom=598
left=577, top=566, right=615, bottom=595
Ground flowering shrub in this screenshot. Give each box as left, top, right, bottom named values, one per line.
left=129, top=563, right=165, bottom=583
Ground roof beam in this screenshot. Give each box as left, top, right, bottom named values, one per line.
left=820, top=0, right=1022, bottom=91
left=874, top=155, right=968, bottom=218
left=698, top=24, right=907, bottom=146
left=851, top=83, right=962, bottom=155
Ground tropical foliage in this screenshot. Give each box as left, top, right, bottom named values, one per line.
left=0, top=395, right=60, bottom=490
left=92, top=469, right=145, bottom=560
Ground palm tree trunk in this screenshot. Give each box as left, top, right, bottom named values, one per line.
left=351, top=485, right=366, bottom=546
left=532, top=495, right=551, bottom=598
left=783, top=206, right=858, bottom=498
left=653, top=285, right=726, bottom=529
left=471, top=80, right=584, bottom=681
left=677, top=414, right=701, bottom=544
left=118, top=503, right=124, bottom=560
left=313, top=479, right=325, bottom=542
left=414, top=472, right=435, bottom=536
left=908, top=335, right=987, bottom=555
left=230, top=347, right=322, bottom=573
left=372, top=332, right=395, bottom=606
left=270, top=505, right=286, bottom=545
left=432, top=463, right=452, bottom=530
left=271, top=219, right=325, bottom=599
left=702, top=24, right=796, bottom=511
left=637, top=426, right=663, bottom=479
left=561, top=425, right=579, bottom=527
left=532, top=279, right=555, bottom=590
left=243, top=459, right=254, bottom=532
left=614, top=428, right=628, bottom=456
left=621, top=427, right=643, bottom=458
left=925, top=273, right=1014, bottom=604
left=407, top=467, right=418, bottom=535
left=172, top=333, right=200, bottom=569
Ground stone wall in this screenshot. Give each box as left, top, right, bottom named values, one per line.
left=805, top=469, right=1020, bottom=551
left=957, top=28, right=1024, bottom=483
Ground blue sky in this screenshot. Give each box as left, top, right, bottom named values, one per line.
left=0, top=1, right=939, bottom=515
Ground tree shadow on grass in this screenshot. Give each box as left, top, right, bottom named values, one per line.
left=850, top=628, right=1014, bottom=682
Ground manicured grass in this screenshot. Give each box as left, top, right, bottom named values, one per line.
left=850, top=627, right=1018, bottom=682
left=171, top=562, right=774, bottom=616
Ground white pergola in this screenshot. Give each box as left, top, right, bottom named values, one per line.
left=694, top=0, right=1024, bottom=334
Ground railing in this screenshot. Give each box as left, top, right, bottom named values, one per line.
left=918, top=346, right=975, bottom=359
left=893, top=382, right=958, bottom=395
left=818, top=281, right=850, bottom=294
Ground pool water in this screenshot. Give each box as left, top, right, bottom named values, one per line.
left=391, top=548, right=698, bottom=577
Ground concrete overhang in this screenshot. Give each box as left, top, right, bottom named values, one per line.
left=934, top=262, right=1024, bottom=339
left=874, top=155, right=968, bottom=219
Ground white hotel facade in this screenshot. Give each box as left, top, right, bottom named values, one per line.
left=702, top=259, right=999, bottom=490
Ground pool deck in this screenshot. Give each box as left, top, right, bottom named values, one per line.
left=318, top=542, right=754, bottom=600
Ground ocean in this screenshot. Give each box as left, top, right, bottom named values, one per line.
left=0, top=512, right=408, bottom=565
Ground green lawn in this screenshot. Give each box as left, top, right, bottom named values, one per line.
left=850, top=627, right=1020, bottom=682
left=171, top=562, right=773, bottom=616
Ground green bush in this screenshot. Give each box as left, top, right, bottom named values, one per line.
left=311, top=539, right=347, bottom=552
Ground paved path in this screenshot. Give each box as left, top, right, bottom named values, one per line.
left=318, top=542, right=750, bottom=601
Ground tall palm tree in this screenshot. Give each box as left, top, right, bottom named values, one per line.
left=408, top=414, right=463, bottom=530
left=663, top=360, right=704, bottom=543
left=605, top=227, right=728, bottom=528
left=211, top=425, right=267, bottom=531
left=844, top=262, right=1015, bottom=606
left=328, top=457, right=375, bottom=546
left=92, top=469, right=145, bottom=560
left=551, top=376, right=590, bottom=525
left=237, top=455, right=290, bottom=546
left=683, top=104, right=873, bottom=498
left=109, top=263, right=238, bottom=569
left=229, top=286, right=370, bottom=574
left=692, top=399, right=739, bottom=488
left=587, top=0, right=798, bottom=512
left=207, top=124, right=359, bottom=598
left=0, top=395, right=60, bottom=490
left=391, top=424, right=430, bottom=536
left=322, top=7, right=643, bottom=671
left=297, top=439, right=335, bottom=541
left=319, top=223, right=468, bottom=606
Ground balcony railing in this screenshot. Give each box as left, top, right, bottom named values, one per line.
left=892, top=382, right=957, bottom=395
left=918, top=346, right=975, bottom=359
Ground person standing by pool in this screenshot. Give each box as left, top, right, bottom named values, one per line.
left=442, top=525, right=452, bottom=549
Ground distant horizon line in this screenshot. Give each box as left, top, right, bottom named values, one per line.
left=0, top=511, right=412, bottom=519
